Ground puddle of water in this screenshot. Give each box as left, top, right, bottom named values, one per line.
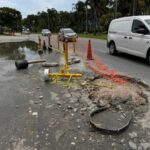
left=0, top=41, right=43, bottom=80
left=0, top=41, right=40, bottom=60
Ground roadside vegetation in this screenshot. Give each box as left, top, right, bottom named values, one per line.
left=0, top=7, right=22, bottom=34
left=79, top=33, right=107, bottom=40
left=0, top=0, right=150, bottom=36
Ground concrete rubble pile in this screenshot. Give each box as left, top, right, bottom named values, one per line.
left=83, top=78, right=148, bottom=110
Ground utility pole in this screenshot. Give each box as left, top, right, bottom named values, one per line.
left=114, top=0, right=118, bottom=19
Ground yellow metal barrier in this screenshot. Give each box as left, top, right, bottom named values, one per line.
left=44, top=41, right=82, bottom=84
left=64, top=42, right=69, bottom=70
left=48, top=73, right=82, bottom=78
left=72, top=38, right=76, bottom=55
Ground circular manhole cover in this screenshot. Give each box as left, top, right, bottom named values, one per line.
left=90, top=108, right=133, bottom=133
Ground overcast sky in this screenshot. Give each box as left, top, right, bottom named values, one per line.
left=0, top=0, right=85, bottom=18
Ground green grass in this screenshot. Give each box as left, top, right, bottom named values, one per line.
left=78, top=33, right=107, bottom=40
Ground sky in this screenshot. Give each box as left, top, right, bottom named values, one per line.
left=0, top=0, right=85, bottom=18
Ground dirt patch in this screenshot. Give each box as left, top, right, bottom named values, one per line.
left=81, top=77, right=148, bottom=111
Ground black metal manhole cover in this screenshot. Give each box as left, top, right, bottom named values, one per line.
left=90, top=108, right=133, bottom=133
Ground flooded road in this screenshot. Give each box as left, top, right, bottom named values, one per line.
left=0, top=41, right=39, bottom=60
left=0, top=41, right=43, bottom=81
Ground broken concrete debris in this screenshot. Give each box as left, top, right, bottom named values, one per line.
left=129, top=132, right=138, bottom=138
left=32, top=112, right=38, bottom=117
left=79, top=77, right=149, bottom=133
left=129, top=141, right=137, bottom=150
left=71, top=142, right=76, bottom=146
left=87, top=78, right=148, bottom=108
left=68, top=58, right=80, bottom=65
left=39, top=95, right=43, bottom=99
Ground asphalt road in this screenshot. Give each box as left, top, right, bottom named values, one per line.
left=78, top=37, right=150, bottom=84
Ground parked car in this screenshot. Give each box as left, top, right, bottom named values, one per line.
left=107, top=15, right=150, bottom=63
left=58, top=28, right=78, bottom=42
left=41, top=29, right=51, bottom=36
left=22, top=28, right=30, bottom=34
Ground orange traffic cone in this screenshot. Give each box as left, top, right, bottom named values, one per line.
left=87, top=40, right=93, bottom=60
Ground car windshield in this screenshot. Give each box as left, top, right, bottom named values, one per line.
left=63, top=29, right=74, bottom=33
left=145, top=19, right=150, bottom=27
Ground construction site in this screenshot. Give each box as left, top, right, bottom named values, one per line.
left=0, top=33, right=150, bottom=150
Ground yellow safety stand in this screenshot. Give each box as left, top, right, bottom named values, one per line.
left=38, top=35, right=42, bottom=49
left=44, top=41, right=82, bottom=84
left=37, top=35, right=44, bottom=54
left=72, top=37, right=76, bottom=55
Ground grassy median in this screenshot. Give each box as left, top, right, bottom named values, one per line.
left=78, top=33, right=107, bottom=40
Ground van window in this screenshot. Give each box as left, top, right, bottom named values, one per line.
left=132, top=20, right=148, bottom=33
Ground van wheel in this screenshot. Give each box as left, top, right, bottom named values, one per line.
left=109, top=42, right=117, bottom=55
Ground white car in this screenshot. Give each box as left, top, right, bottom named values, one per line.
left=41, top=29, right=51, bottom=36
left=107, top=15, right=150, bottom=63
left=22, top=28, right=30, bottom=34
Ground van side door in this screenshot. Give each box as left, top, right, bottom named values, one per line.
left=114, top=20, right=131, bottom=53
left=128, top=19, right=150, bottom=57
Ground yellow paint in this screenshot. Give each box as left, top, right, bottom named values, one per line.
left=47, top=72, right=82, bottom=84
left=48, top=73, right=82, bottom=77
left=73, top=41, right=76, bottom=54
left=64, top=42, right=69, bottom=70
left=72, top=38, right=76, bottom=54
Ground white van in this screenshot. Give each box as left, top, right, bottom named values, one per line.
left=107, top=16, right=150, bottom=63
